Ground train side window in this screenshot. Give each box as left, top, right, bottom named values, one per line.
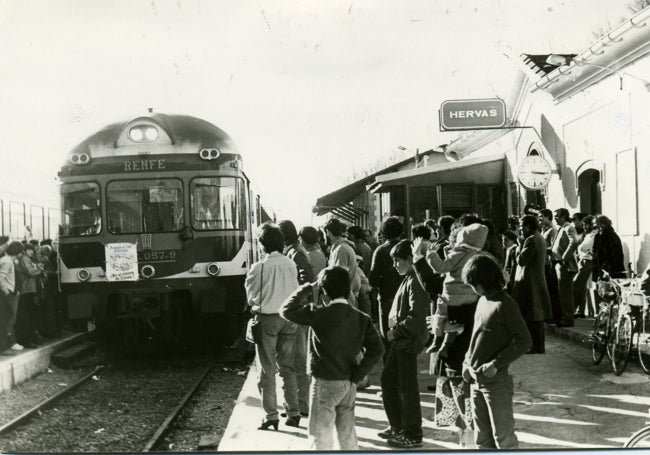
left=60, top=182, right=101, bottom=237
left=30, top=205, right=45, bottom=240
left=191, top=177, right=246, bottom=230
left=48, top=207, right=59, bottom=240
left=9, top=201, right=26, bottom=239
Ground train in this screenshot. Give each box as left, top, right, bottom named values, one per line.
left=57, top=112, right=274, bottom=349
left=0, top=189, right=59, bottom=242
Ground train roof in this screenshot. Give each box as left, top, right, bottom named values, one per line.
left=69, top=113, right=239, bottom=157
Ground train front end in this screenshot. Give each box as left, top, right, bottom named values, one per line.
left=57, top=114, right=254, bottom=348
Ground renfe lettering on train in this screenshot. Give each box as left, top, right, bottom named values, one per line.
left=124, top=159, right=166, bottom=171
left=440, top=98, right=506, bottom=130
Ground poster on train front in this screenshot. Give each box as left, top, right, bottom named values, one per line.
left=105, top=243, right=138, bottom=281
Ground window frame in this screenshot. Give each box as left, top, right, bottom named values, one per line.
left=106, top=177, right=185, bottom=235
left=60, top=181, right=102, bottom=237
left=190, top=176, right=247, bottom=231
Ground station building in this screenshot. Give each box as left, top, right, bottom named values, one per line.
left=313, top=6, right=650, bottom=272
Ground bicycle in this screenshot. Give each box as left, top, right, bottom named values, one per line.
left=590, top=274, right=638, bottom=374
left=592, top=273, right=650, bottom=375
left=590, top=276, right=621, bottom=367
left=631, top=285, right=650, bottom=374
left=624, top=412, right=650, bottom=447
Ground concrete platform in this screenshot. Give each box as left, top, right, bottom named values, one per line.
left=215, top=319, right=604, bottom=452
left=0, top=331, right=92, bottom=393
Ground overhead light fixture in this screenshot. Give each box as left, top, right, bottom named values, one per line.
left=397, top=146, right=420, bottom=167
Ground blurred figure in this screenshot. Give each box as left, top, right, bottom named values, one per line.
left=0, top=241, right=24, bottom=352
left=511, top=215, right=551, bottom=354
left=245, top=223, right=300, bottom=430
left=278, top=220, right=314, bottom=418
left=573, top=215, right=596, bottom=318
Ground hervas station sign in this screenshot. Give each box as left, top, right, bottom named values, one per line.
left=440, top=98, right=506, bottom=130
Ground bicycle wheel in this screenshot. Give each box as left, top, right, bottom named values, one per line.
left=606, top=304, right=619, bottom=361
left=625, top=425, right=650, bottom=447
left=611, top=312, right=633, bottom=375
left=637, top=308, right=650, bottom=374
left=591, top=311, right=608, bottom=364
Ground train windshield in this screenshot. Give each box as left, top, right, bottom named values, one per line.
left=191, top=177, right=246, bottom=230
left=107, top=179, right=183, bottom=234
left=60, top=182, right=101, bottom=236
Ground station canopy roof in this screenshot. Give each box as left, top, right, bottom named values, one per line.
left=312, top=150, right=438, bottom=216
left=368, top=153, right=505, bottom=193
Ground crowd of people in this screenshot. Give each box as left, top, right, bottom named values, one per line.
left=244, top=204, right=633, bottom=450
left=0, top=237, right=61, bottom=355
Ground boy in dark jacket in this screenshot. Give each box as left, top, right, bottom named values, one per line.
left=280, top=266, right=383, bottom=450
left=461, top=254, right=532, bottom=449
left=378, top=240, right=429, bottom=449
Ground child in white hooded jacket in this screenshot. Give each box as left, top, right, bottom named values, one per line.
left=413, top=223, right=488, bottom=362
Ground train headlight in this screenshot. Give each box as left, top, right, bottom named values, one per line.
left=144, top=127, right=159, bottom=141
left=128, top=126, right=159, bottom=143
left=128, top=127, right=144, bottom=142
left=141, top=265, right=156, bottom=279
left=69, top=153, right=91, bottom=165
left=199, top=148, right=220, bottom=160
left=207, top=262, right=221, bottom=276
left=77, top=269, right=91, bottom=282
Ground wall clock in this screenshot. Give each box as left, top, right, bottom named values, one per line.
left=517, top=155, right=552, bottom=190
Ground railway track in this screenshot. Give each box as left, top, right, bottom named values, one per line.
left=0, top=357, right=246, bottom=452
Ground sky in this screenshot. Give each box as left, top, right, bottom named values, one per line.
left=0, top=0, right=635, bottom=228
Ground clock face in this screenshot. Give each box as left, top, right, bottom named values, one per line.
left=517, top=155, right=552, bottom=190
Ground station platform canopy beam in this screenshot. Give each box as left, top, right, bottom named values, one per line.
left=370, top=153, right=505, bottom=193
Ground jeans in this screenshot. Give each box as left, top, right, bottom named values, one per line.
left=308, top=377, right=358, bottom=450
left=255, top=313, right=299, bottom=420
left=293, top=324, right=310, bottom=415
left=471, top=372, right=519, bottom=449
left=380, top=341, right=422, bottom=440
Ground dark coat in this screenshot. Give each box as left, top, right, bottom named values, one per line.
left=511, top=231, right=552, bottom=322
left=593, top=228, right=626, bottom=279
left=387, top=271, right=430, bottom=354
